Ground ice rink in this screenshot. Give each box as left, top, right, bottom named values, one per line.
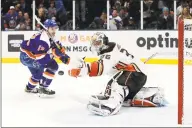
left=2, top=64, right=191, bottom=127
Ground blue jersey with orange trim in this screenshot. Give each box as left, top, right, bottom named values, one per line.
left=20, top=30, right=70, bottom=65
left=21, top=32, right=50, bottom=54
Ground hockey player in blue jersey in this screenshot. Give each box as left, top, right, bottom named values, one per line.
left=20, top=19, right=70, bottom=95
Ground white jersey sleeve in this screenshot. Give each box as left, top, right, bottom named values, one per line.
left=114, top=44, right=146, bottom=73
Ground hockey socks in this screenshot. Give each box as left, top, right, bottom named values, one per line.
left=39, top=69, right=56, bottom=95
left=27, top=77, right=39, bottom=89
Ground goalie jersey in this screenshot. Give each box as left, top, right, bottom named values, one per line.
left=78, top=42, right=145, bottom=77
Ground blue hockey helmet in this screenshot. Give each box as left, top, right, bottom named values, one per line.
left=44, top=19, right=58, bottom=28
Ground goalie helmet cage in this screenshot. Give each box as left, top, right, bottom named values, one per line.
left=178, top=19, right=192, bottom=125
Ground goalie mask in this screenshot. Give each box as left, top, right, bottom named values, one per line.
left=90, top=32, right=109, bottom=55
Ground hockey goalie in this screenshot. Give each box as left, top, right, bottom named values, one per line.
left=68, top=32, right=167, bottom=116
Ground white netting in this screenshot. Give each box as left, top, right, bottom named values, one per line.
left=183, top=19, right=192, bottom=125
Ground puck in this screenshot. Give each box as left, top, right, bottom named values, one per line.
left=58, top=71, right=64, bottom=75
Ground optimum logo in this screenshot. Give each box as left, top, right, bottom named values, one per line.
left=185, top=38, right=192, bottom=48
left=8, top=34, right=24, bottom=52
left=136, top=32, right=178, bottom=50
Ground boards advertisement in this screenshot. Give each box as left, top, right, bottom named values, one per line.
left=2, top=31, right=191, bottom=65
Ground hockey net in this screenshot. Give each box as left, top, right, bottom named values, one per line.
left=178, top=19, right=192, bottom=125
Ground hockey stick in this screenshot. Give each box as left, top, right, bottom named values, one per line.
left=34, top=15, right=61, bottom=50
left=143, top=52, right=158, bottom=64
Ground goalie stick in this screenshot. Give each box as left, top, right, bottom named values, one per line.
left=143, top=52, right=158, bottom=64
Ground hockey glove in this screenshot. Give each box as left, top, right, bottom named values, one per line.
left=68, top=58, right=88, bottom=77
left=60, top=54, right=70, bottom=64
left=52, top=47, right=65, bottom=58
left=68, top=68, right=81, bottom=77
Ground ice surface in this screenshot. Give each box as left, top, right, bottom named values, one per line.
left=183, top=65, right=192, bottom=125
left=2, top=64, right=188, bottom=127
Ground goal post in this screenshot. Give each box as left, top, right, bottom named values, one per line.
left=178, top=19, right=192, bottom=125
left=178, top=19, right=183, bottom=125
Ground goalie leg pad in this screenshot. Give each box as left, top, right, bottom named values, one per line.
left=87, top=101, right=122, bottom=116
left=87, top=81, right=129, bottom=116
left=123, top=87, right=167, bottom=107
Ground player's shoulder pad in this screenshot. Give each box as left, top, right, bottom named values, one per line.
left=39, top=31, right=51, bottom=47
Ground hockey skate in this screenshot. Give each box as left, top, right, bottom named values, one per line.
left=38, top=85, right=55, bottom=97
left=25, top=85, right=39, bottom=93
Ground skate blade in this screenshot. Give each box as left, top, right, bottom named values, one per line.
left=25, top=90, right=39, bottom=95
left=38, top=93, right=55, bottom=98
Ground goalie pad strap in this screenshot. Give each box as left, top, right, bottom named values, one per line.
left=131, top=99, right=158, bottom=107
